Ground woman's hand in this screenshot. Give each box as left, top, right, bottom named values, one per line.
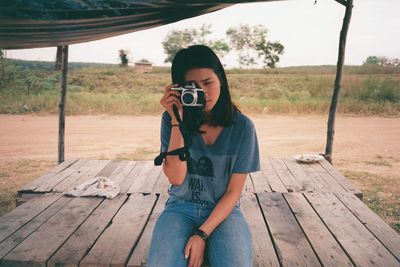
left=184, top=235, right=206, bottom=267
left=160, top=84, right=183, bottom=123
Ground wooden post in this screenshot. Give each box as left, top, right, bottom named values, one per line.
left=324, top=0, right=353, bottom=163
left=58, top=45, right=68, bottom=164
left=55, top=46, right=62, bottom=71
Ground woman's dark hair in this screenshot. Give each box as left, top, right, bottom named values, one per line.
left=171, top=45, right=239, bottom=133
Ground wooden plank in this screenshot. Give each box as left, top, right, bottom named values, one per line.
left=127, top=161, right=155, bottom=194
left=151, top=171, right=170, bottom=194
left=80, top=194, right=157, bottom=267
left=0, top=196, right=72, bottom=259
left=281, top=158, right=317, bottom=193
left=240, top=193, right=280, bottom=267
left=262, top=159, right=287, bottom=193
left=318, top=159, right=363, bottom=199
left=127, top=194, right=168, bottom=267
left=139, top=165, right=162, bottom=194
left=49, top=159, right=101, bottom=192
left=250, top=171, right=271, bottom=193
left=269, top=158, right=303, bottom=192
left=283, top=193, right=353, bottom=266
left=257, top=192, right=321, bottom=266
left=305, top=192, right=399, bottom=266
left=96, top=160, right=122, bottom=177
left=47, top=194, right=128, bottom=267
left=335, top=192, right=400, bottom=261
left=16, top=194, right=46, bottom=207
left=298, top=162, right=331, bottom=191
left=0, top=193, right=63, bottom=243
left=19, top=158, right=79, bottom=192
left=139, top=164, right=162, bottom=194
left=243, top=174, right=255, bottom=193
left=119, top=161, right=146, bottom=194
left=309, top=162, right=350, bottom=194
left=109, top=161, right=137, bottom=186
left=60, top=160, right=111, bottom=192
left=2, top=197, right=103, bottom=267
left=34, top=159, right=89, bottom=192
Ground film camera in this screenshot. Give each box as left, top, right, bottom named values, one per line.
left=171, top=81, right=206, bottom=108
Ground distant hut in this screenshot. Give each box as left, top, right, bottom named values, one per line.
left=134, top=59, right=152, bottom=73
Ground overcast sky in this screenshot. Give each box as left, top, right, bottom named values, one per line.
left=5, top=0, right=400, bottom=68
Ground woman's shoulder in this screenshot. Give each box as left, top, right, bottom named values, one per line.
left=233, top=111, right=255, bottom=129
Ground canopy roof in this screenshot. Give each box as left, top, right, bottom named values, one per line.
left=0, top=0, right=281, bottom=49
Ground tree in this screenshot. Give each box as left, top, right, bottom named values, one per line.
left=119, top=49, right=129, bottom=66
left=208, top=39, right=230, bottom=60
left=162, top=24, right=230, bottom=63
left=226, top=24, right=284, bottom=68
left=364, top=56, right=400, bottom=67
left=364, top=56, right=380, bottom=65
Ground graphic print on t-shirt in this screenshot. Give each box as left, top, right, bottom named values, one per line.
left=188, top=156, right=214, bottom=176
left=187, top=156, right=215, bottom=204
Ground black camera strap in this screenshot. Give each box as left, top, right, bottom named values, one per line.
left=154, top=105, right=191, bottom=166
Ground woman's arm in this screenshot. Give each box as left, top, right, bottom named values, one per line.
left=159, top=84, right=187, bottom=185
left=198, top=172, right=246, bottom=235
left=163, top=117, right=187, bottom=185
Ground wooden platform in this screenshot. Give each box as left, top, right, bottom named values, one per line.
left=16, top=158, right=363, bottom=204
left=1, top=192, right=399, bottom=266
left=0, top=159, right=398, bottom=266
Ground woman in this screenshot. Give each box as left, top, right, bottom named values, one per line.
left=148, top=45, right=260, bottom=267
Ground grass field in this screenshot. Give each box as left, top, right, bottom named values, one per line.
left=1, top=60, right=399, bottom=116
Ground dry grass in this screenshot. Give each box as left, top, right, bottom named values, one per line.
left=339, top=157, right=400, bottom=234
left=0, top=159, right=56, bottom=215
left=1, top=65, right=399, bottom=116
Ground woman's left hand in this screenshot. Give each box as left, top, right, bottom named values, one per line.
left=184, top=235, right=206, bottom=267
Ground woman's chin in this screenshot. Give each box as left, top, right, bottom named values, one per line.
left=204, top=103, right=215, bottom=112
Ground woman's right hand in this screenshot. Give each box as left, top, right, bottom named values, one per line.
left=160, top=84, right=183, bottom=124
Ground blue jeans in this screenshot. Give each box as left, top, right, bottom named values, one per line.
left=147, top=197, right=253, bottom=267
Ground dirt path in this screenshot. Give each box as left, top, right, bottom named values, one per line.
left=1, top=114, right=399, bottom=166
left=0, top=114, right=399, bottom=231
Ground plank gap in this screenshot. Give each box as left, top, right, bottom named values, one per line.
left=254, top=193, right=284, bottom=267
left=45, top=196, right=106, bottom=266
left=263, top=159, right=286, bottom=193
left=246, top=173, right=257, bottom=193
left=302, top=193, right=358, bottom=267
left=0, top=195, right=72, bottom=260
left=76, top=194, right=131, bottom=267
left=124, top=193, right=160, bottom=266
left=282, top=193, right=324, bottom=266
left=0, top=194, right=64, bottom=245
left=333, top=192, right=400, bottom=262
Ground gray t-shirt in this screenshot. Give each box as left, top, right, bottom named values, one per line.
left=160, top=110, right=260, bottom=206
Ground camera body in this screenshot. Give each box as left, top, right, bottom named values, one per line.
left=171, top=81, right=206, bottom=108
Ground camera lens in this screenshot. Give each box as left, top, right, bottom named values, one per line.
left=181, top=90, right=196, bottom=105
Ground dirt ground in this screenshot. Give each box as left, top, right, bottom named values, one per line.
left=0, top=114, right=399, bottom=231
